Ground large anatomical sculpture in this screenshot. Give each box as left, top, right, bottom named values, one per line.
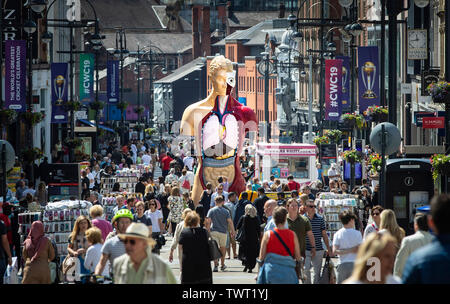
left=180, top=55, right=258, bottom=205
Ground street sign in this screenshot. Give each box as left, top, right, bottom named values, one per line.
left=401, top=83, right=412, bottom=95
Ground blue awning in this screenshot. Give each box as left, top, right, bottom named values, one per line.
left=78, top=119, right=96, bottom=127
left=98, top=124, right=115, bottom=133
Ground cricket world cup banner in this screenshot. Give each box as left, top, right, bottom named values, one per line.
left=51, top=63, right=69, bottom=123
left=325, top=59, right=343, bottom=121
left=107, top=60, right=119, bottom=103
left=336, top=56, right=350, bottom=111
left=5, top=40, right=26, bottom=112
left=358, top=46, right=380, bottom=113
left=79, top=53, right=94, bottom=104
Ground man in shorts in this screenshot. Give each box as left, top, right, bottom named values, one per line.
left=206, top=196, right=236, bottom=272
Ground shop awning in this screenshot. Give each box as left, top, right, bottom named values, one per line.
left=98, top=124, right=115, bottom=133
left=78, top=119, right=95, bottom=127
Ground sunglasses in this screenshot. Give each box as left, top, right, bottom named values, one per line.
left=123, top=239, right=137, bottom=245
left=307, top=205, right=316, bottom=208
left=149, top=204, right=156, bottom=206
left=372, top=212, right=380, bottom=216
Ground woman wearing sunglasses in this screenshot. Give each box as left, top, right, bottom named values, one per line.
left=363, top=205, right=384, bottom=240
left=145, top=199, right=164, bottom=254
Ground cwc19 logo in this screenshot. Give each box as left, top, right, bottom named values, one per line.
left=66, top=0, right=81, bottom=22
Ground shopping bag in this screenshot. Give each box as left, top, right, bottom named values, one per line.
left=208, top=238, right=222, bottom=261
left=318, top=255, right=336, bottom=284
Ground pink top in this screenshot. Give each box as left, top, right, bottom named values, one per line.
left=92, top=218, right=113, bottom=242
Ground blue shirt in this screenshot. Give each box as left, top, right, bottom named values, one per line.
left=305, top=213, right=326, bottom=251
left=207, top=206, right=231, bottom=234
left=402, top=234, right=450, bottom=284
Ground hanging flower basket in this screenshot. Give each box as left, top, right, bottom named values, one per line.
left=431, top=154, right=450, bottom=181
left=133, top=124, right=145, bottom=132
left=343, top=149, right=362, bottom=164
left=134, top=106, right=145, bottom=115
left=365, top=105, right=388, bottom=123
left=324, top=129, right=342, bottom=144
left=427, top=81, right=450, bottom=104
left=368, top=153, right=382, bottom=173
left=340, top=113, right=365, bottom=129
left=145, top=128, right=156, bottom=136
left=64, top=100, right=82, bottom=111
left=64, top=138, right=82, bottom=149
left=116, top=101, right=129, bottom=112
left=89, top=100, right=104, bottom=111
left=22, top=111, right=44, bottom=126
left=313, top=135, right=330, bottom=147
left=0, top=109, right=18, bottom=126
left=21, top=147, right=44, bottom=163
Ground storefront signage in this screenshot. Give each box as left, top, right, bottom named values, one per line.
left=358, top=46, right=380, bottom=112
left=5, top=40, right=26, bottom=111
left=325, top=59, right=343, bottom=121
left=256, top=148, right=316, bottom=156
left=421, top=69, right=440, bottom=96
left=422, top=117, right=445, bottom=129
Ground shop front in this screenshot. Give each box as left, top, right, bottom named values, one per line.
left=255, top=143, right=318, bottom=185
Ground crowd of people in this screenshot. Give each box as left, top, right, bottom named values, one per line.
left=1, top=137, right=450, bottom=285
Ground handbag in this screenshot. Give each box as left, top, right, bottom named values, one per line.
left=271, top=228, right=302, bottom=280
left=182, top=178, right=190, bottom=190
left=235, top=229, right=244, bottom=243
left=318, top=255, right=336, bottom=284
left=62, top=254, right=77, bottom=275
left=207, top=233, right=222, bottom=261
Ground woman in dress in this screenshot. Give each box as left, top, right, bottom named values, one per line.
left=22, top=221, right=55, bottom=284
left=157, top=184, right=171, bottom=231
left=67, top=216, right=92, bottom=276
left=178, top=211, right=212, bottom=284
left=198, top=182, right=213, bottom=217
left=169, top=208, right=192, bottom=272
left=236, top=204, right=260, bottom=273
left=167, top=187, right=184, bottom=235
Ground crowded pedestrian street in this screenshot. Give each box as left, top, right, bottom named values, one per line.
left=1, top=0, right=450, bottom=292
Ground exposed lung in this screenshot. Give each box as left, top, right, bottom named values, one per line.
left=202, top=112, right=239, bottom=158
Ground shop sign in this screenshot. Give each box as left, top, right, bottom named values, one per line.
left=422, top=117, right=445, bottom=129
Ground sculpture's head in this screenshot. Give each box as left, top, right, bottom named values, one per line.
left=209, top=55, right=234, bottom=96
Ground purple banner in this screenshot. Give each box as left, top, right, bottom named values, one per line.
left=325, top=59, right=343, bottom=121
left=336, top=56, right=350, bottom=111
left=107, top=60, right=119, bottom=103
left=5, top=40, right=26, bottom=112
left=51, top=63, right=69, bottom=123
left=358, top=46, right=380, bottom=113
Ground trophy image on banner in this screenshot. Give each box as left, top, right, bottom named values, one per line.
left=361, top=61, right=377, bottom=98
left=54, top=75, right=66, bottom=105
left=342, top=66, right=348, bottom=93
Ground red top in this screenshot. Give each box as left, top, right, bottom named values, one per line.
left=161, top=155, right=173, bottom=171
left=288, top=180, right=300, bottom=191
left=0, top=213, right=12, bottom=245
left=266, top=228, right=295, bottom=257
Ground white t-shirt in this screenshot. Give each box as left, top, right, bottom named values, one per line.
left=183, top=156, right=194, bottom=171
left=327, top=168, right=340, bottom=181
left=84, top=243, right=109, bottom=276
left=363, top=222, right=378, bottom=240
left=145, top=209, right=163, bottom=233
left=87, top=172, right=95, bottom=189
left=142, top=154, right=151, bottom=165
left=333, top=227, right=363, bottom=264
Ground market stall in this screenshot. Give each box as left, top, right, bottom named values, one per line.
left=255, top=143, right=318, bottom=184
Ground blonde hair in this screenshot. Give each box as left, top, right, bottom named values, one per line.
left=208, top=55, right=233, bottom=78
left=136, top=201, right=145, bottom=209
left=89, top=205, right=103, bottom=218
left=346, top=232, right=397, bottom=283
left=145, top=184, right=154, bottom=194
left=244, top=204, right=257, bottom=218
left=85, top=227, right=102, bottom=244
left=70, top=216, right=92, bottom=242
left=379, top=209, right=405, bottom=246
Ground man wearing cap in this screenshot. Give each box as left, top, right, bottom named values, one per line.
left=95, top=209, right=133, bottom=276
left=113, top=223, right=176, bottom=284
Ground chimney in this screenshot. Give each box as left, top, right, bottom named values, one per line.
left=192, top=6, right=201, bottom=59
left=201, top=6, right=211, bottom=57
left=217, top=3, right=226, bottom=28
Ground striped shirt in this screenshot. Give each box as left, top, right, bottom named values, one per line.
left=305, top=213, right=326, bottom=251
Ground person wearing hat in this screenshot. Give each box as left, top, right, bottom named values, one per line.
left=113, top=223, right=177, bottom=284
left=94, top=209, right=133, bottom=276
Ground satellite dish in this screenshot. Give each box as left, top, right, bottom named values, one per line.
left=369, top=122, right=401, bottom=155
left=0, top=140, right=15, bottom=173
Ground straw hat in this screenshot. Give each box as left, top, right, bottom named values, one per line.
left=118, top=223, right=156, bottom=247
